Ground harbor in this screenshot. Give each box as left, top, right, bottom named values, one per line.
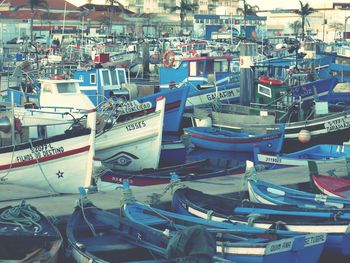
left=1, top=0, right=350, bottom=262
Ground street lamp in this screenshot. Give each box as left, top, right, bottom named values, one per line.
left=345, top=16, right=350, bottom=41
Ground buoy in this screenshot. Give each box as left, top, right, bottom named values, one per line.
left=298, top=129, right=311, bottom=143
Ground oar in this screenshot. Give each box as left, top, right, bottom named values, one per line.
left=234, top=207, right=350, bottom=220
left=264, top=186, right=348, bottom=208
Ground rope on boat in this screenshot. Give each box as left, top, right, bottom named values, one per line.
left=207, top=210, right=214, bottom=220
left=120, top=186, right=136, bottom=207
left=147, top=174, right=186, bottom=206
left=77, top=195, right=97, bottom=237
left=0, top=200, right=42, bottom=233
left=28, top=139, right=57, bottom=194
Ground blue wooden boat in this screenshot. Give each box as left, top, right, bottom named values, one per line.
left=255, top=144, right=350, bottom=169
left=0, top=201, right=62, bottom=262
left=66, top=194, right=171, bottom=263
left=247, top=178, right=350, bottom=209
left=184, top=126, right=284, bottom=153
left=159, top=55, right=240, bottom=108
left=172, top=186, right=350, bottom=256
left=123, top=200, right=324, bottom=263
left=97, top=158, right=245, bottom=188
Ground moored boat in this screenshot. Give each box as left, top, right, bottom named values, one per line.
left=0, top=201, right=62, bottom=262
left=247, top=178, right=350, bottom=209
left=172, top=186, right=350, bottom=256
left=184, top=125, right=284, bottom=153
left=96, top=158, right=245, bottom=188
left=123, top=199, right=324, bottom=263
left=255, top=144, right=350, bottom=169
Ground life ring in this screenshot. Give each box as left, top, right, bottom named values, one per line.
left=163, top=50, right=175, bottom=67
left=258, top=76, right=284, bottom=86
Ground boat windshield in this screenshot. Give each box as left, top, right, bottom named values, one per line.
left=56, top=83, right=78, bottom=93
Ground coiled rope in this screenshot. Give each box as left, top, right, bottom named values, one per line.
left=0, top=200, right=42, bottom=233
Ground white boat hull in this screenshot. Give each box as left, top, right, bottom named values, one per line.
left=0, top=132, right=92, bottom=193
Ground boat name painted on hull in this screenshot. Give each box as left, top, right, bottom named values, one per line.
left=206, top=90, right=237, bottom=101
left=126, top=121, right=146, bottom=131
left=304, top=234, right=326, bottom=247
left=325, top=116, right=350, bottom=132
left=16, top=144, right=65, bottom=162
left=119, top=101, right=152, bottom=114
left=264, top=156, right=282, bottom=163
left=265, top=239, right=293, bottom=255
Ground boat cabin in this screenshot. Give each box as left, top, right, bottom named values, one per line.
left=73, top=67, right=130, bottom=106
left=177, top=41, right=210, bottom=56
left=7, top=79, right=94, bottom=110
left=159, top=55, right=239, bottom=89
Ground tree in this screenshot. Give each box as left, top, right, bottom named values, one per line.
left=329, top=22, right=343, bottom=41
left=168, top=0, right=198, bottom=30
left=105, top=0, right=125, bottom=35
left=236, top=0, right=259, bottom=37
left=294, top=1, right=316, bottom=41
left=289, top=20, right=302, bottom=38
left=13, top=0, right=49, bottom=41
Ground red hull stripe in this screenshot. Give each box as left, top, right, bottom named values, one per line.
left=191, top=133, right=281, bottom=143
left=0, top=145, right=90, bottom=170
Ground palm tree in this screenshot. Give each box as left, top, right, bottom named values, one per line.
left=289, top=20, right=302, bottom=38
left=294, top=1, right=316, bottom=41
left=236, top=0, right=259, bottom=37
left=168, top=0, right=198, bottom=30
left=329, top=22, right=343, bottom=41
left=13, top=0, right=49, bottom=41
left=105, top=0, right=125, bottom=35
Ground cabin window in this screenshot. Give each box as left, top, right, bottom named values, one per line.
left=116, top=69, right=127, bottom=85
left=206, top=61, right=214, bottom=74
left=90, top=74, right=96, bottom=84
left=101, top=70, right=110, bottom=85
left=56, top=83, right=77, bottom=93
left=111, top=71, right=118, bottom=85
left=258, top=84, right=272, bottom=98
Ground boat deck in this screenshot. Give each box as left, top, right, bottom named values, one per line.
left=0, top=160, right=347, bottom=222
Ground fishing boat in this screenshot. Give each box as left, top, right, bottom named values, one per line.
left=159, top=54, right=240, bottom=108
left=184, top=125, right=284, bottom=153
left=8, top=77, right=167, bottom=172
left=95, top=96, right=165, bottom=171
left=0, top=107, right=96, bottom=193
left=247, top=178, right=350, bottom=209
left=123, top=199, right=325, bottom=263
left=73, top=67, right=190, bottom=133
left=96, top=158, right=245, bottom=188
left=172, top=186, right=350, bottom=255
left=192, top=75, right=349, bottom=153
left=66, top=192, right=171, bottom=263
left=309, top=161, right=350, bottom=198
left=0, top=201, right=62, bottom=262
left=255, top=144, right=350, bottom=169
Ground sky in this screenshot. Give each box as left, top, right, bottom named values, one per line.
left=67, top=0, right=340, bottom=9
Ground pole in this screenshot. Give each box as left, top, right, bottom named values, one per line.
left=62, top=1, right=67, bottom=35
left=322, top=10, right=325, bottom=42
